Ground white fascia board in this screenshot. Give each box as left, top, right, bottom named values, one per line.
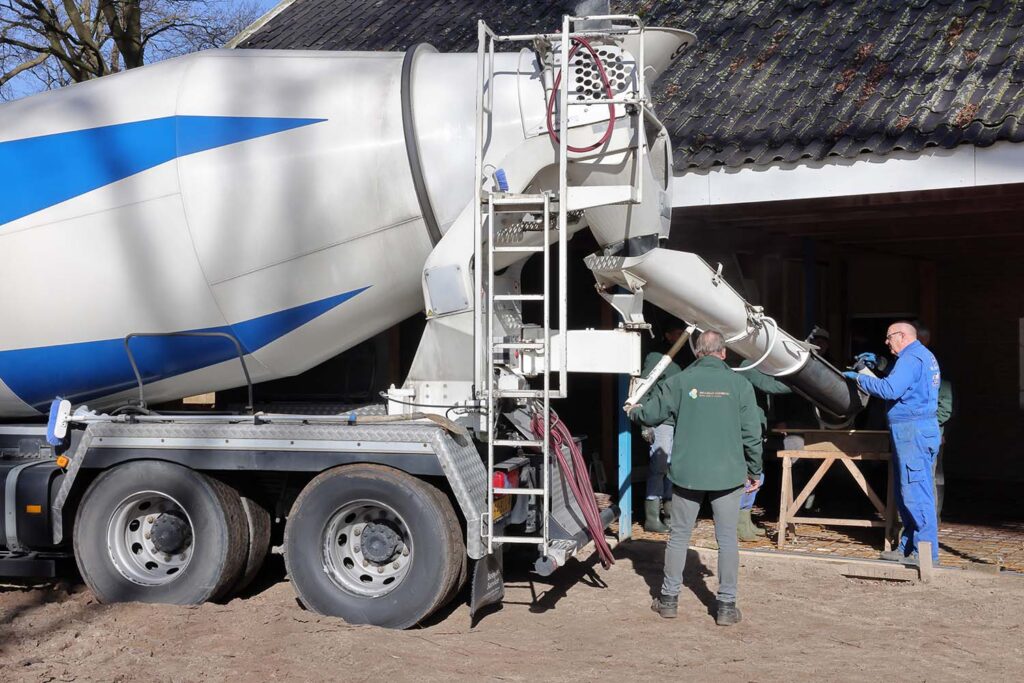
left=225, top=0, right=300, bottom=49
left=673, top=140, right=1024, bottom=207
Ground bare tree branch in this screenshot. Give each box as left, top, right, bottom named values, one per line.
left=0, top=48, right=44, bottom=85
left=2, top=0, right=263, bottom=97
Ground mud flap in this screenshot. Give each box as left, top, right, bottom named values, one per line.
left=469, top=546, right=504, bottom=622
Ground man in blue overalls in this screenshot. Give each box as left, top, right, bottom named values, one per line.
left=843, top=321, right=942, bottom=565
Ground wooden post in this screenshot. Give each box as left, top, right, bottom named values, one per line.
left=918, top=541, right=934, bottom=583
left=778, top=455, right=792, bottom=548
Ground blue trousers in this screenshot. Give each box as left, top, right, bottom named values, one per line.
left=890, top=418, right=941, bottom=562
left=646, top=424, right=673, bottom=500
left=739, top=473, right=764, bottom=510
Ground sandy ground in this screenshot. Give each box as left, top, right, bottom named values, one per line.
left=1, top=540, right=1021, bottom=682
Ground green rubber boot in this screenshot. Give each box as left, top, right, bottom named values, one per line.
left=746, top=508, right=766, bottom=536
left=661, top=499, right=672, bottom=527
left=737, top=509, right=759, bottom=542
left=644, top=498, right=669, bottom=533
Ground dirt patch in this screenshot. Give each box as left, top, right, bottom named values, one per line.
left=1, top=542, right=1021, bottom=682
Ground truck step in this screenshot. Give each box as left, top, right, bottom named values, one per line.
left=490, top=535, right=545, bottom=545
left=491, top=342, right=544, bottom=350
left=494, top=294, right=545, bottom=301
left=493, top=389, right=546, bottom=398
left=491, top=439, right=544, bottom=448
left=492, top=245, right=545, bottom=253
left=0, top=551, right=75, bottom=578
left=493, top=487, right=544, bottom=495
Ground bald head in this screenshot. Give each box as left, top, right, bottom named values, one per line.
left=885, top=321, right=917, bottom=355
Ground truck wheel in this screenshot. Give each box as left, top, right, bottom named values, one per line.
left=73, top=461, right=249, bottom=605
left=285, top=464, right=465, bottom=629
left=229, top=496, right=272, bottom=596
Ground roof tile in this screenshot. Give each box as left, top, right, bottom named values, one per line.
left=238, top=0, right=1024, bottom=169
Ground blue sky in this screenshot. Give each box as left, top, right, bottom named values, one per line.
left=3, top=0, right=285, bottom=100
left=250, top=0, right=281, bottom=15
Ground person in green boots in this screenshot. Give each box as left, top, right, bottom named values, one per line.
left=734, top=359, right=793, bottom=541
left=627, top=329, right=762, bottom=626
left=915, top=324, right=952, bottom=521
left=639, top=321, right=686, bottom=533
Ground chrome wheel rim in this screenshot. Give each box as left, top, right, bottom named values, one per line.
left=106, top=491, right=194, bottom=586
left=322, top=500, right=413, bottom=598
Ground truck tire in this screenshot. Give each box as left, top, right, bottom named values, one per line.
left=73, top=461, right=249, bottom=605
left=285, top=464, right=465, bottom=629
left=229, top=496, right=272, bottom=596
left=427, top=482, right=468, bottom=611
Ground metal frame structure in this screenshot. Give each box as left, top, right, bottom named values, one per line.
left=475, top=14, right=648, bottom=556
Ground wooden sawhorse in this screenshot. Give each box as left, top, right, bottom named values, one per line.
left=777, top=449, right=898, bottom=550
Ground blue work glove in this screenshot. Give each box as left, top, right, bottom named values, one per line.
left=854, top=352, right=878, bottom=365
left=842, top=371, right=861, bottom=382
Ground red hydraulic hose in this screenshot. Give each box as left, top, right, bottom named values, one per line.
left=530, top=409, right=615, bottom=568
left=545, top=37, right=617, bottom=153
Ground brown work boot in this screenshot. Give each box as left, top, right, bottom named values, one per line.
left=651, top=593, right=678, bottom=619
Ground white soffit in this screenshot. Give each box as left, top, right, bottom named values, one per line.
left=672, top=140, right=1024, bottom=207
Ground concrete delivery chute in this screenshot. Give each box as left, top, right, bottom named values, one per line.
left=0, top=15, right=862, bottom=628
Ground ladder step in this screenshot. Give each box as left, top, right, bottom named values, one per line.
left=494, top=487, right=545, bottom=496
left=488, top=194, right=548, bottom=205
left=494, top=294, right=545, bottom=301
left=494, top=389, right=546, bottom=398
left=492, top=342, right=544, bottom=350
left=491, top=536, right=545, bottom=545
left=493, top=245, right=545, bottom=253
left=492, top=439, right=544, bottom=448
left=573, top=97, right=644, bottom=106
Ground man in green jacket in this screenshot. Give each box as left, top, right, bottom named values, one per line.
left=639, top=321, right=685, bottom=533
left=735, top=360, right=792, bottom=540
left=627, top=329, right=763, bottom=626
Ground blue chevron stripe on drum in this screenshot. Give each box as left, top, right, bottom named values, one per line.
left=0, top=286, right=369, bottom=410
left=0, top=115, right=325, bottom=227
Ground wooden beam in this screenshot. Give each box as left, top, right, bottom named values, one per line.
left=918, top=541, right=934, bottom=583
left=842, top=563, right=919, bottom=582
left=789, top=516, right=886, bottom=527
left=777, top=450, right=891, bottom=460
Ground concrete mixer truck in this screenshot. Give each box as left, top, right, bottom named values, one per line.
left=0, top=14, right=863, bottom=628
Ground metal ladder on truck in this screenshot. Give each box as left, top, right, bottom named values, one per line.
left=474, top=14, right=650, bottom=557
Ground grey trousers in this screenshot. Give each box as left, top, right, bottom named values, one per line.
left=661, top=484, right=744, bottom=603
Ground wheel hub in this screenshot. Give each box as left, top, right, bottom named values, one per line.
left=150, top=512, right=191, bottom=554
left=322, top=501, right=414, bottom=598
left=107, top=491, right=194, bottom=586
left=361, top=522, right=401, bottom=563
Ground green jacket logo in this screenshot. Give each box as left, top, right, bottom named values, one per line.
left=689, top=387, right=698, bottom=399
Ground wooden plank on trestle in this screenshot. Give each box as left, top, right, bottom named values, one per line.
left=788, top=516, right=886, bottom=527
